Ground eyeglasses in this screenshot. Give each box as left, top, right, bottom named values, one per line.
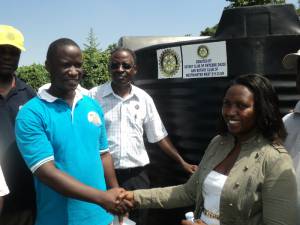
left=110, top=62, right=133, bottom=70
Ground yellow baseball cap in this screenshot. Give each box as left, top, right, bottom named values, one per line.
left=0, top=25, right=25, bottom=51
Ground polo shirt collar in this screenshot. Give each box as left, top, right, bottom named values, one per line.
left=38, top=88, right=83, bottom=104
left=101, top=82, right=114, bottom=98
left=294, top=100, right=300, bottom=113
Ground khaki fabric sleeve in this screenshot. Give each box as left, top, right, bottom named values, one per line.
left=133, top=136, right=222, bottom=209
left=262, top=152, right=297, bottom=225
left=134, top=168, right=200, bottom=209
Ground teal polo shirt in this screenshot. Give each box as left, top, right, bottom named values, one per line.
left=15, top=90, right=113, bottom=225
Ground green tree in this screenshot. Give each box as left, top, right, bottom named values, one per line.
left=297, top=0, right=300, bottom=14
left=200, top=24, right=218, bottom=36
left=226, top=0, right=285, bottom=7
left=17, top=63, right=49, bottom=91
left=107, top=43, right=117, bottom=53
left=81, top=28, right=112, bottom=89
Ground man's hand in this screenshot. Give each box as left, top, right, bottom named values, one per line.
left=114, top=191, right=135, bottom=224
left=100, top=188, right=128, bottom=215
left=157, top=137, right=198, bottom=174
left=181, top=161, right=198, bottom=174
left=100, top=188, right=136, bottom=216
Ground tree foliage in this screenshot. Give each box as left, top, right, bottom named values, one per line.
left=293, top=0, right=300, bottom=14
left=200, top=24, right=218, bottom=36
left=81, top=28, right=114, bottom=89
left=226, top=0, right=285, bottom=7
left=17, top=64, right=49, bottom=91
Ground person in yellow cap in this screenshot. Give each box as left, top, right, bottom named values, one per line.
left=0, top=25, right=36, bottom=225
left=282, top=49, right=300, bottom=225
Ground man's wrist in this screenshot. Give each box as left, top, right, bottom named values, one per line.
left=94, top=190, right=107, bottom=206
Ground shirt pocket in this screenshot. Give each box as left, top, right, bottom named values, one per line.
left=126, top=102, right=145, bottom=132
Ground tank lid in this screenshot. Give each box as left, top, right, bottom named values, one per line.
left=215, top=4, right=300, bottom=38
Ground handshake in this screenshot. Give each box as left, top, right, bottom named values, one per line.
left=100, top=187, right=136, bottom=216
left=100, top=188, right=206, bottom=225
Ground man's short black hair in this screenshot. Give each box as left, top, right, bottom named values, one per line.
left=46, top=38, right=80, bottom=61
left=110, top=47, right=137, bottom=65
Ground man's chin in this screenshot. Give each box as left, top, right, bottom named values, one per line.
left=65, top=82, right=79, bottom=90
left=67, top=86, right=78, bottom=93
left=112, top=80, right=131, bottom=88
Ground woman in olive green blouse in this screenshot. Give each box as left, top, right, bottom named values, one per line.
left=124, top=74, right=297, bottom=225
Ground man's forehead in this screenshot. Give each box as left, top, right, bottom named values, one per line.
left=0, top=44, right=20, bottom=51
left=51, top=45, right=81, bottom=58
left=59, top=44, right=80, bottom=52
left=111, top=51, right=133, bottom=61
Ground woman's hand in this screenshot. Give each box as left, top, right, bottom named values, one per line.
left=181, top=219, right=207, bottom=225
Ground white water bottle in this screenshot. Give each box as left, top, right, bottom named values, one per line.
left=113, top=216, right=136, bottom=225
left=185, top=211, right=194, bottom=222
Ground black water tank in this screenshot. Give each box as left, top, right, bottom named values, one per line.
left=124, top=4, right=300, bottom=225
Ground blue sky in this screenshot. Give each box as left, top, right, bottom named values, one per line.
left=1, top=0, right=298, bottom=66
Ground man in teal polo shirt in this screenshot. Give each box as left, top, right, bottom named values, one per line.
left=15, top=38, right=128, bottom=225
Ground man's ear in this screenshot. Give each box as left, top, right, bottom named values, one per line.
left=132, top=64, right=138, bottom=75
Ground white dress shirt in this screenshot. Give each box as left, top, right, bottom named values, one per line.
left=283, top=100, right=300, bottom=220
left=89, top=82, right=168, bottom=169
left=0, top=165, right=9, bottom=197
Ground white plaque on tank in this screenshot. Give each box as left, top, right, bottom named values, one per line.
left=182, top=41, right=228, bottom=79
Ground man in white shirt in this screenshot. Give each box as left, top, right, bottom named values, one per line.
left=0, top=165, right=9, bottom=214
left=282, top=49, right=300, bottom=225
left=89, top=47, right=198, bottom=225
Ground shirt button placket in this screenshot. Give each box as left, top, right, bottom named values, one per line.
left=119, top=102, right=124, bottom=167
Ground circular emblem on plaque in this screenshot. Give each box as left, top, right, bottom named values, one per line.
left=159, top=49, right=180, bottom=77
left=197, top=45, right=209, bottom=58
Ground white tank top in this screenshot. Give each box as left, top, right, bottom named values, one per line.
left=200, top=170, right=228, bottom=225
